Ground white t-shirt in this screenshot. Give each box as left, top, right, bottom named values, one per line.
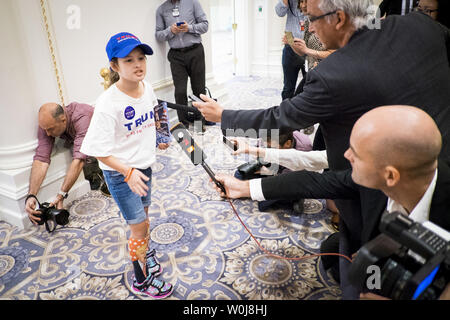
left=81, top=81, right=158, bottom=171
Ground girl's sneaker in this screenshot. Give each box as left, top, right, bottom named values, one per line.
left=132, top=275, right=173, bottom=299
left=146, top=249, right=162, bottom=276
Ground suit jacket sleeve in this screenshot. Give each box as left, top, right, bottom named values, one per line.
left=260, top=169, right=359, bottom=201
left=221, top=69, right=337, bottom=133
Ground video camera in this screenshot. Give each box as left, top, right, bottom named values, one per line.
left=348, top=211, right=450, bottom=300
left=35, top=201, right=70, bottom=233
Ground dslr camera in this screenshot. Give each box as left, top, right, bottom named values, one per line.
left=35, top=202, right=70, bottom=233
left=349, top=211, right=450, bottom=300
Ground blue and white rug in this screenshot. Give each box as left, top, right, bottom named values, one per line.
left=0, top=76, right=340, bottom=300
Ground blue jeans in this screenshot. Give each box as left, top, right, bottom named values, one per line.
left=282, top=45, right=306, bottom=100
left=103, top=167, right=152, bottom=225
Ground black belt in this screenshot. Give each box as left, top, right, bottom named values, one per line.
left=170, top=43, right=201, bottom=53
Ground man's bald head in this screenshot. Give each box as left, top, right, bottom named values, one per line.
left=357, top=106, right=441, bottom=172
left=38, top=103, right=67, bottom=137
left=345, top=106, right=442, bottom=189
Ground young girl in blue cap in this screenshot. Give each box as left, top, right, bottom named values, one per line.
left=81, top=32, right=173, bottom=299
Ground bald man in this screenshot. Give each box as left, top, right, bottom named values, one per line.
left=212, top=105, right=450, bottom=298
left=25, top=102, right=95, bottom=225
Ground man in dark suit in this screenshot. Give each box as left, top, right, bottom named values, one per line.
left=193, top=0, right=450, bottom=298
left=212, top=105, right=450, bottom=299
left=194, top=7, right=450, bottom=171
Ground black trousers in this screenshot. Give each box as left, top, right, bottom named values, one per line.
left=320, top=231, right=341, bottom=283
left=168, top=43, right=206, bottom=124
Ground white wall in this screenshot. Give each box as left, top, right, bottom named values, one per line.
left=0, top=0, right=214, bottom=229
left=245, top=0, right=285, bottom=77
left=45, top=0, right=212, bottom=104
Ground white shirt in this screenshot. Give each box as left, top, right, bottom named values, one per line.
left=249, top=149, right=328, bottom=201
left=386, top=169, right=438, bottom=224
left=80, top=81, right=158, bottom=171
left=263, top=148, right=328, bottom=172
left=250, top=167, right=438, bottom=218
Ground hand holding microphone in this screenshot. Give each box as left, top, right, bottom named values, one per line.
left=192, top=94, right=224, bottom=123
left=212, top=174, right=251, bottom=199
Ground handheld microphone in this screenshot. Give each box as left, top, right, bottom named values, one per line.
left=170, top=122, right=226, bottom=194
left=170, top=122, right=205, bottom=165
left=157, top=99, right=201, bottom=117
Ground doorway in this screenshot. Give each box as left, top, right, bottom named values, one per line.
left=210, top=0, right=235, bottom=82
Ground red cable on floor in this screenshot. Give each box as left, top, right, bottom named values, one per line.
left=227, top=198, right=353, bottom=264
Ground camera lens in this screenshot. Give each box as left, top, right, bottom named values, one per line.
left=380, top=258, right=413, bottom=299
left=54, top=210, right=70, bottom=226
left=35, top=211, right=46, bottom=225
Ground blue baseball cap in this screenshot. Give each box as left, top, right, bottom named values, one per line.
left=106, top=32, right=153, bottom=61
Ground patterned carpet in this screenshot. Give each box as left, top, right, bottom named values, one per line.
left=0, top=76, right=341, bottom=300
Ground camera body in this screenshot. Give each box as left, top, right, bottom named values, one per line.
left=36, top=202, right=70, bottom=232
left=348, top=211, right=450, bottom=300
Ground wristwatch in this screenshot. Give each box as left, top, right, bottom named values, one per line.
left=58, top=191, right=68, bottom=199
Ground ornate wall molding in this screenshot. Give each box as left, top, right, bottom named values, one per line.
left=39, top=0, right=67, bottom=106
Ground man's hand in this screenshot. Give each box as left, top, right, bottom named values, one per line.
left=212, top=174, right=251, bottom=199
left=359, top=292, right=390, bottom=300
left=25, top=197, right=41, bottom=225
left=439, top=283, right=450, bottom=300
left=171, top=23, right=182, bottom=34
left=49, top=194, right=65, bottom=210
left=230, top=139, right=250, bottom=156
left=178, top=22, right=189, bottom=33
left=192, top=94, right=224, bottom=123
left=126, top=169, right=150, bottom=197
left=157, top=143, right=170, bottom=150
left=171, top=22, right=188, bottom=34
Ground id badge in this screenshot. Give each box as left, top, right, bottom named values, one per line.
left=300, top=21, right=305, bottom=32
left=172, top=8, right=180, bottom=17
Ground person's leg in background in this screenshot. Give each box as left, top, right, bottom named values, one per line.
left=187, top=44, right=206, bottom=104
left=187, top=44, right=213, bottom=125
left=168, top=49, right=190, bottom=125
left=320, top=231, right=340, bottom=283
left=281, top=45, right=306, bottom=100
left=294, top=76, right=306, bottom=97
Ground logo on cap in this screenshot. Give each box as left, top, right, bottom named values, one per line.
left=106, top=32, right=153, bottom=61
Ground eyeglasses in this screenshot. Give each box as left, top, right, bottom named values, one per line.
left=306, top=10, right=337, bottom=23
left=414, top=6, right=438, bottom=15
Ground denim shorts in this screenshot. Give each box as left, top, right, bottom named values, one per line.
left=102, top=167, right=152, bottom=225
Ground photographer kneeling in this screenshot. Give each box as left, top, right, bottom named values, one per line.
left=213, top=105, right=450, bottom=299
left=25, top=102, right=106, bottom=227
